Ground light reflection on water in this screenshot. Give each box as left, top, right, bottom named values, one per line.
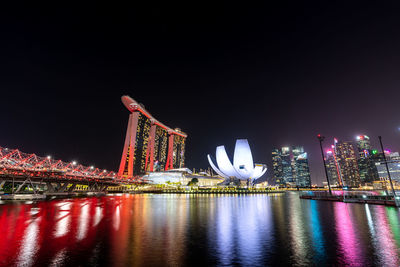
left=0, top=193, right=398, bottom=266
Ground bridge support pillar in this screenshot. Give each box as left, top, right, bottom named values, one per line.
left=0, top=180, right=5, bottom=190
left=68, top=183, right=77, bottom=192
left=88, top=182, right=99, bottom=192
left=99, top=184, right=108, bottom=192
left=58, top=183, right=69, bottom=192
left=15, top=179, right=28, bottom=193
left=46, top=182, right=56, bottom=193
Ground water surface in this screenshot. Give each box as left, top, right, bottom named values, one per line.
left=0, top=193, right=399, bottom=266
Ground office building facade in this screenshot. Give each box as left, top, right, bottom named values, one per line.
left=272, top=146, right=311, bottom=187
left=334, top=140, right=361, bottom=187
left=355, top=135, right=379, bottom=183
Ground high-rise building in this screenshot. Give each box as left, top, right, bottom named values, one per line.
left=272, top=149, right=283, bottom=184
left=272, top=146, right=311, bottom=187
left=325, top=149, right=339, bottom=186
left=334, top=140, right=361, bottom=187
left=375, top=161, right=400, bottom=183
left=118, top=96, right=187, bottom=178
left=356, top=135, right=371, bottom=151
left=281, top=147, right=294, bottom=185
left=292, top=146, right=311, bottom=187
left=373, top=150, right=400, bottom=183
left=355, top=135, right=379, bottom=184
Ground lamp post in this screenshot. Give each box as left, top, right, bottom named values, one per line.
left=378, top=136, right=398, bottom=206
left=317, top=134, right=332, bottom=196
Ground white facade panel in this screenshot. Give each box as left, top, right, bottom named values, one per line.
left=207, top=154, right=229, bottom=178
left=216, top=146, right=241, bottom=178
left=208, top=139, right=267, bottom=181
left=233, top=139, right=254, bottom=179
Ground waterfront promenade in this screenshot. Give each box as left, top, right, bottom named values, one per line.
left=300, top=191, right=400, bottom=207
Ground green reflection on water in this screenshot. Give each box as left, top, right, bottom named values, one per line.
left=386, top=207, right=400, bottom=248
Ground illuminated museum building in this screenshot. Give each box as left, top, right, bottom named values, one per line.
left=207, top=139, right=267, bottom=181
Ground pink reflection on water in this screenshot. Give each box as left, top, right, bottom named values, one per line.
left=334, top=202, right=365, bottom=267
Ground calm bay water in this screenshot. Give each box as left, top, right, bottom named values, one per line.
left=0, top=193, right=399, bottom=267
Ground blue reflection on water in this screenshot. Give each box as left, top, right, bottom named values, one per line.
left=216, top=196, right=234, bottom=265
left=214, top=195, right=274, bottom=266
left=309, top=200, right=326, bottom=265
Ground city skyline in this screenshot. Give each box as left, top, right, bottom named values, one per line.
left=2, top=2, right=400, bottom=185
left=1, top=2, right=400, bottom=267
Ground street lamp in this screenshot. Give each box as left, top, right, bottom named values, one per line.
left=378, top=136, right=397, bottom=204
left=317, top=134, right=332, bottom=195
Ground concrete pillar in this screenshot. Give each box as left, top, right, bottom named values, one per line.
left=118, top=112, right=140, bottom=178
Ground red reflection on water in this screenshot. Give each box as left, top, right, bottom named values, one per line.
left=0, top=198, right=114, bottom=266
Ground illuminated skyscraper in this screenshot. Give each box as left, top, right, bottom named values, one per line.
left=171, top=132, right=186, bottom=169
left=272, top=146, right=311, bottom=187
left=335, top=140, right=361, bottom=187
left=292, top=146, right=311, bottom=187
left=355, top=135, right=379, bottom=183
left=325, top=149, right=339, bottom=186
left=375, top=151, right=400, bottom=183
left=281, top=147, right=294, bottom=185
left=153, top=126, right=169, bottom=171
left=272, top=149, right=283, bottom=184
left=118, top=96, right=187, bottom=178
left=356, top=135, right=371, bottom=151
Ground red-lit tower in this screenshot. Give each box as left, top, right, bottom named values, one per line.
left=118, top=96, right=187, bottom=179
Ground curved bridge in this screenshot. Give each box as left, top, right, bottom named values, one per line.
left=0, top=146, right=136, bottom=196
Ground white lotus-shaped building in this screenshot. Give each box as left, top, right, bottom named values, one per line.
left=207, top=139, right=267, bottom=180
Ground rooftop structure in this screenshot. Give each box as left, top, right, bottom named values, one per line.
left=119, top=96, right=187, bottom=178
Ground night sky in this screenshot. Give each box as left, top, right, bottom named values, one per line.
left=1, top=1, right=400, bottom=184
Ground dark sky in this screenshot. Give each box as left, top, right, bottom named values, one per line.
left=1, top=1, right=400, bottom=184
